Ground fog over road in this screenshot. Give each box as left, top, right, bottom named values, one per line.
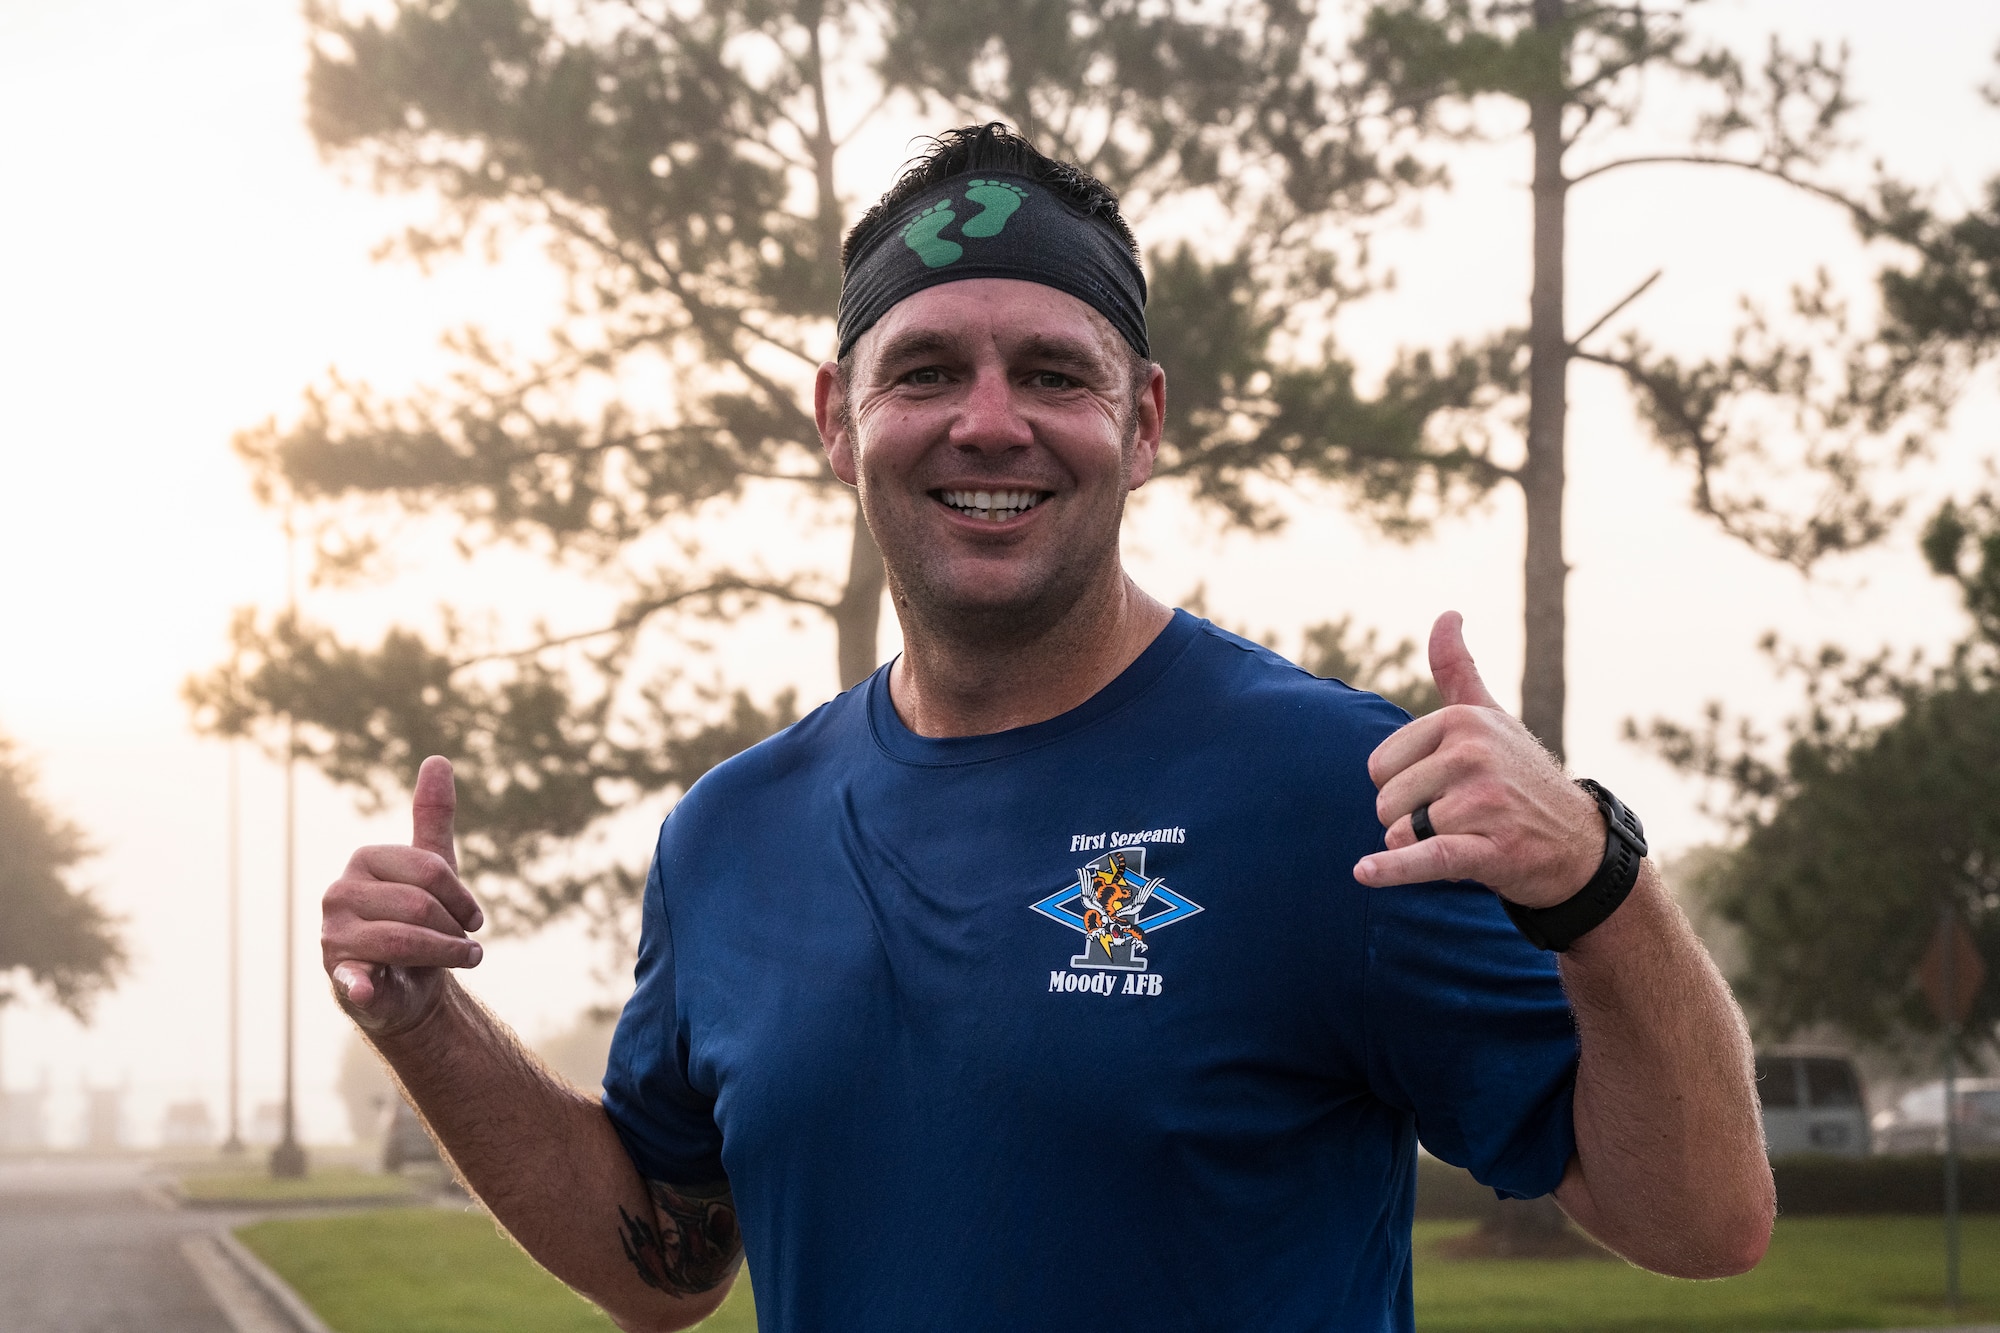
left=0, top=1157, right=253, bottom=1333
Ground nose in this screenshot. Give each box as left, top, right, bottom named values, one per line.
left=948, top=365, right=1034, bottom=454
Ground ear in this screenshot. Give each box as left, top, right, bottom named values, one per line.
left=1126, top=362, right=1166, bottom=491
left=815, top=360, right=857, bottom=487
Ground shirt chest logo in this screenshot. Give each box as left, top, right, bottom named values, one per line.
left=1030, top=844, right=1203, bottom=995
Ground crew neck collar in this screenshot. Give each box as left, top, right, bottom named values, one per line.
left=866, top=609, right=1201, bottom=766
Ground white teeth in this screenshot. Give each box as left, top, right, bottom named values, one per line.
left=939, top=489, right=1046, bottom=521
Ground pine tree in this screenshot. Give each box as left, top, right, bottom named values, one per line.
left=194, top=0, right=1948, bottom=934
left=189, top=0, right=1496, bottom=931
left=1636, top=76, right=2000, bottom=1050
left=0, top=734, right=125, bottom=1025
left=1335, top=0, right=1941, bottom=756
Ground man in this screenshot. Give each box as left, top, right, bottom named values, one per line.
left=322, top=124, right=1773, bottom=1333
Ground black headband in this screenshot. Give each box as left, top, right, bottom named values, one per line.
left=836, top=171, right=1149, bottom=360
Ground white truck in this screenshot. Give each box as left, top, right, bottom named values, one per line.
left=1755, top=1047, right=1870, bottom=1158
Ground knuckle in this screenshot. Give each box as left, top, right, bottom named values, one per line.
left=325, top=872, right=368, bottom=902
left=1461, top=779, right=1502, bottom=813
left=1455, top=728, right=1498, bottom=763
left=321, top=923, right=367, bottom=959
left=401, top=885, right=453, bottom=926
left=349, top=843, right=395, bottom=871
left=360, top=923, right=420, bottom=961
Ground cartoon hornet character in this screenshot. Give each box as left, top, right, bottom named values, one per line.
left=1081, top=851, right=1154, bottom=958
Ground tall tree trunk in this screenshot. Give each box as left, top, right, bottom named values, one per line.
left=803, top=10, right=885, bottom=691
left=1478, top=0, right=1580, bottom=1257
left=1518, top=0, right=1571, bottom=761
left=834, top=493, right=886, bottom=689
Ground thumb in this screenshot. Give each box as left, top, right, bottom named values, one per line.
left=1429, top=611, right=1502, bottom=711
left=411, top=755, right=459, bottom=872
left=331, top=960, right=378, bottom=1010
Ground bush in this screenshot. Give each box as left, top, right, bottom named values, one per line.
left=1772, top=1153, right=2000, bottom=1214
left=1414, top=1152, right=2000, bottom=1219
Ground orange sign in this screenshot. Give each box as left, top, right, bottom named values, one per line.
left=1918, top=912, right=1985, bottom=1028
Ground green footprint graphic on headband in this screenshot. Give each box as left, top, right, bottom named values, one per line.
left=901, top=199, right=962, bottom=268
left=960, top=179, right=1027, bottom=237
left=899, top=181, right=1030, bottom=267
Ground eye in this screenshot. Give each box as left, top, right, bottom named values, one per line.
left=1032, top=370, right=1079, bottom=390
left=903, top=366, right=947, bottom=386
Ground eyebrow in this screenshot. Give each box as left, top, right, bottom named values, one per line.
left=867, top=327, right=1118, bottom=379
left=1012, top=332, right=1116, bottom=375
left=870, top=328, right=966, bottom=372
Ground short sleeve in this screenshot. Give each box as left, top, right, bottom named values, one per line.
left=1362, top=878, right=1579, bottom=1200
left=601, top=829, right=729, bottom=1184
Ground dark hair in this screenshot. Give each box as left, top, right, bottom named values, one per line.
left=842, top=123, right=1141, bottom=271
left=836, top=123, right=1155, bottom=438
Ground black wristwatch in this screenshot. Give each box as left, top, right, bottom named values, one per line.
left=1502, top=779, right=1648, bottom=952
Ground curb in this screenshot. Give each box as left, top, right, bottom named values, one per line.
left=159, top=1176, right=420, bottom=1212
left=182, top=1230, right=336, bottom=1333
left=178, top=1191, right=418, bottom=1211
left=215, top=1230, right=337, bottom=1333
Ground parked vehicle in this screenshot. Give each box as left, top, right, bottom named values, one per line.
left=379, top=1096, right=442, bottom=1172
left=1755, top=1049, right=1870, bottom=1158
left=1871, top=1077, right=2000, bottom=1155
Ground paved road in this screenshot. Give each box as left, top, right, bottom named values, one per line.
left=0, top=1156, right=257, bottom=1333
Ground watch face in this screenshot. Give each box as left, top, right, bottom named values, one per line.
left=1582, top=778, right=1647, bottom=857
left=1613, top=806, right=1643, bottom=850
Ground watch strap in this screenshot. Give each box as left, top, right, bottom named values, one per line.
left=1502, top=778, right=1649, bottom=952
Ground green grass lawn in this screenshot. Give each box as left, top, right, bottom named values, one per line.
left=236, top=1209, right=1995, bottom=1333
left=1413, top=1216, right=2000, bottom=1332
left=176, top=1165, right=423, bottom=1206
left=235, top=1208, right=755, bottom=1333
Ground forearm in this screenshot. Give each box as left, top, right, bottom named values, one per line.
left=1553, top=865, right=1774, bottom=1277
left=364, top=978, right=736, bottom=1331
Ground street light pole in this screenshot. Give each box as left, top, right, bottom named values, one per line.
left=222, top=742, right=244, bottom=1156
left=270, top=511, right=308, bottom=1179
left=1940, top=897, right=1960, bottom=1316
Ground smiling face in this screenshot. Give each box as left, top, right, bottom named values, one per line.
left=817, top=278, right=1164, bottom=644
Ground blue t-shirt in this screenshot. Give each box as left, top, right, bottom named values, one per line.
left=603, top=611, right=1578, bottom=1332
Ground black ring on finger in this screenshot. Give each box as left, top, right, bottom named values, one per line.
left=1411, top=802, right=1437, bottom=841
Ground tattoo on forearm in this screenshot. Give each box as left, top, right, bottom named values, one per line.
left=617, top=1178, right=742, bottom=1297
